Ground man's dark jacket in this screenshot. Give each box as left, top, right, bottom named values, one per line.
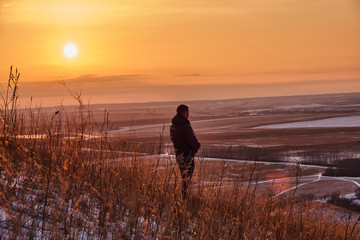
left=170, top=114, right=201, bottom=155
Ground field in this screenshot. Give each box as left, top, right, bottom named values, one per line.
left=2, top=73, right=360, bottom=239
left=63, top=92, right=360, bottom=199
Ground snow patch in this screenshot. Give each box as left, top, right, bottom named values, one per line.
left=276, top=104, right=325, bottom=110
left=255, top=116, right=360, bottom=129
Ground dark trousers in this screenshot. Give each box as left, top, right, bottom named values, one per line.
left=176, top=154, right=195, bottom=200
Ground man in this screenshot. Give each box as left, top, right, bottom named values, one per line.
left=170, top=104, right=201, bottom=200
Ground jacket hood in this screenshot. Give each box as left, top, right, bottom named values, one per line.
left=171, top=114, right=190, bottom=126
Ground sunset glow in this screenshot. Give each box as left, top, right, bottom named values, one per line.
left=0, top=0, right=359, bottom=106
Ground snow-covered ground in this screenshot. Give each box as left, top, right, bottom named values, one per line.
left=275, top=104, right=326, bottom=110
left=111, top=116, right=248, bottom=133
left=255, top=116, right=360, bottom=129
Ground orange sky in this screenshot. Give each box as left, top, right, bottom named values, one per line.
left=1, top=0, right=360, bottom=106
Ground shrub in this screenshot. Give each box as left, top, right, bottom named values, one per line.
left=356, top=188, right=360, bottom=200
left=324, top=158, right=360, bottom=177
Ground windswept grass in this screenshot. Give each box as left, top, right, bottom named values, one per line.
left=0, top=67, right=359, bottom=239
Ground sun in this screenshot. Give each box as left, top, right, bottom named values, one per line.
left=63, top=43, right=78, bottom=58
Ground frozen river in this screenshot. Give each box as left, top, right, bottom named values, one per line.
left=255, top=116, right=360, bottom=129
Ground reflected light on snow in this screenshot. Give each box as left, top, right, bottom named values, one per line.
left=266, top=171, right=292, bottom=195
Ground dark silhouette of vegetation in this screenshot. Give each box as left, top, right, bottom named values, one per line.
left=324, top=158, right=360, bottom=177
left=325, top=192, right=360, bottom=213
left=356, top=188, right=360, bottom=200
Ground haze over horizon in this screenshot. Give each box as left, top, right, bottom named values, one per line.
left=1, top=0, right=360, bottom=106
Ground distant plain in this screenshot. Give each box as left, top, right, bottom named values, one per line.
left=48, top=92, right=360, bottom=199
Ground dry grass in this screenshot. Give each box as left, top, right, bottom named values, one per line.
left=0, top=67, right=359, bottom=239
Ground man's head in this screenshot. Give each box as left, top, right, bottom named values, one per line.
left=176, top=104, right=189, bottom=119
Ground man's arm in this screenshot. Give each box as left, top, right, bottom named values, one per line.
left=184, top=125, right=201, bottom=154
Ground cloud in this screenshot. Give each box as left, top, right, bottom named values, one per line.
left=233, top=67, right=360, bottom=78
left=59, top=74, right=146, bottom=87
left=14, top=74, right=149, bottom=99
left=13, top=73, right=360, bottom=107
left=1, top=0, right=135, bottom=25
left=176, top=73, right=203, bottom=77
left=173, top=66, right=360, bottom=80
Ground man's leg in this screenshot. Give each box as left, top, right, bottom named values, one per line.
left=178, top=155, right=195, bottom=200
